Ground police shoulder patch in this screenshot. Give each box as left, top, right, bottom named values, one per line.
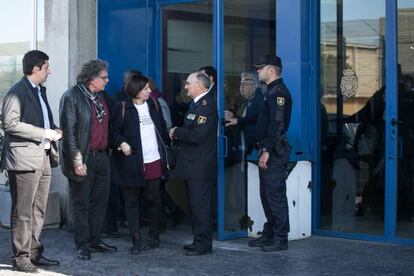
left=187, top=113, right=196, bottom=120
left=277, top=97, right=285, bottom=106
left=197, top=116, right=207, bottom=124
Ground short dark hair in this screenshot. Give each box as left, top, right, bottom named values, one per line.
left=125, top=74, right=149, bottom=98
left=77, top=59, right=109, bottom=86
left=22, top=50, right=49, bottom=76
left=195, top=72, right=211, bottom=90
left=148, top=78, right=157, bottom=91
left=198, top=66, right=217, bottom=84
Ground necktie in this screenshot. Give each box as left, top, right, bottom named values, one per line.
left=37, top=86, right=51, bottom=149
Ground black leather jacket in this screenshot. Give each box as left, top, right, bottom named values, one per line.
left=59, top=85, right=113, bottom=182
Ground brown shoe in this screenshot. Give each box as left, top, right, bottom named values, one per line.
left=13, top=262, right=38, bottom=273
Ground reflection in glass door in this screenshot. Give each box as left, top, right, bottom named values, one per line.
left=221, top=0, right=275, bottom=236
left=161, top=1, right=213, bottom=223
left=396, top=0, right=414, bottom=239
left=320, top=0, right=385, bottom=235
left=162, top=1, right=213, bottom=116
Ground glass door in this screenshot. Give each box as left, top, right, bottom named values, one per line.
left=218, top=0, right=275, bottom=239
left=161, top=0, right=214, bottom=223
left=396, top=0, right=414, bottom=239
left=319, top=0, right=386, bottom=235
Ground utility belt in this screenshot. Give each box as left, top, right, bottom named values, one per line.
left=258, top=135, right=289, bottom=157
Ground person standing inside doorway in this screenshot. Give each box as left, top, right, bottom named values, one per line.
left=169, top=71, right=218, bottom=256
left=249, top=54, right=292, bottom=252
left=1, top=50, right=62, bottom=272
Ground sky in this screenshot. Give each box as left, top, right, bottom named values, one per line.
left=319, top=0, right=412, bottom=22
left=0, top=0, right=44, bottom=43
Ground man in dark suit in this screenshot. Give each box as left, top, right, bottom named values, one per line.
left=169, top=71, right=218, bottom=256
left=1, top=50, right=62, bottom=272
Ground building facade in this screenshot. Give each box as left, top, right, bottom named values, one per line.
left=1, top=0, right=413, bottom=245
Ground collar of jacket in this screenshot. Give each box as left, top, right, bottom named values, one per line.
left=268, top=78, right=284, bottom=90
left=23, top=76, right=46, bottom=94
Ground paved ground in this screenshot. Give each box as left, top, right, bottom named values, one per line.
left=1, top=224, right=414, bottom=276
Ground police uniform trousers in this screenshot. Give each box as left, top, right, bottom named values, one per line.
left=258, top=147, right=290, bottom=242
left=69, top=151, right=110, bottom=250
left=186, top=179, right=212, bottom=250
left=9, top=151, right=51, bottom=266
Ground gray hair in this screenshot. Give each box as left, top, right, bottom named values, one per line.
left=241, top=72, right=259, bottom=89
left=77, top=59, right=109, bottom=85
left=271, top=65, right=282, bottom=76
left=195, top=71, right=211, bottom=90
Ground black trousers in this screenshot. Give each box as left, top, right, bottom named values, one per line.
left=102, top=180, right=120, bottom=234
left=259, top=148, right=290, bottom=242
left=69, top=152, right=110, bottom=250
left=122, top=178, right=161, bottom=237
left=9, top=153, right=51, bottom=266
left=187, top=179, right=212, bottom=250
left=160, top=180, right=180, bottom=213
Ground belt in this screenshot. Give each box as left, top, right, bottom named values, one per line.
left=89, top=149, right=107, bottom=156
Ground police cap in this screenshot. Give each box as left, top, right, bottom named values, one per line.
left=254, top=54, right=282, bottom=69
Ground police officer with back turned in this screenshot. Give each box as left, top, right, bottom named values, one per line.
left=249, top=54, right=292, bottom=252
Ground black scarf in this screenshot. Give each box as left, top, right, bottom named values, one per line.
left=78, top=84, right=106, bottom=123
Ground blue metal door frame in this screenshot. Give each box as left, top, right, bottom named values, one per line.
left=154, top=0, right=244, bottom=240
left=311, top=0, right=414, bottom=245
left=215, top=0, right=248, bottom=240
left=154, top=0, right=318, bottom=241
left=98, top=0, right=412, bottom=245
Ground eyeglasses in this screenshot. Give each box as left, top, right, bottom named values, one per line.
left=185, top=81, right=199, bottom=85
left=98, top=75, right=109, bottom=80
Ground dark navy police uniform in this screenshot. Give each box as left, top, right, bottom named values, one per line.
left=256, top=78, right=292, bottom=243
left=173, top=92, right=218, bottom=253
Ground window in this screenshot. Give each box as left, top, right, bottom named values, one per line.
left=0, top=0, right=44, bottom=106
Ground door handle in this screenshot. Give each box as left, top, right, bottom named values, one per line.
left=219, top=136, right=228, bottom=158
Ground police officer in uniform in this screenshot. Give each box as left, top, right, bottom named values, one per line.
left=169, top=71, right=218, bottom=256
left=249, top=54, right=292, bottom=252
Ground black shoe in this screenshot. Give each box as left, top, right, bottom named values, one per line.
left=183, top=242, right=196, bottom=251
left=13, top=262, right=38, bottom=273
left=76, top=249, right=91, bottom=260
left=184, top=246, right=212, bottom=256
left=32, top=255, right=60, bottom=266
left=171, top=208, right=185, bottom=227
left=261, top=240, right=288, bottom=252
left=90, top=241, right=118, bottom=252
left=248, top=236, right=274, bottom=247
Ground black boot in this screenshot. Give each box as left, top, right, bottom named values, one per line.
left=142, top=232, right=159, bottom=250
left=130, top=233, right=141, bottom=255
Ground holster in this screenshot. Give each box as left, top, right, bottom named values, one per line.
left=273, top=136, right=288, bottom=157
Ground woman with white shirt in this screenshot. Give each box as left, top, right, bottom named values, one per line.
left=111, top=74, right=169, bottom=255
